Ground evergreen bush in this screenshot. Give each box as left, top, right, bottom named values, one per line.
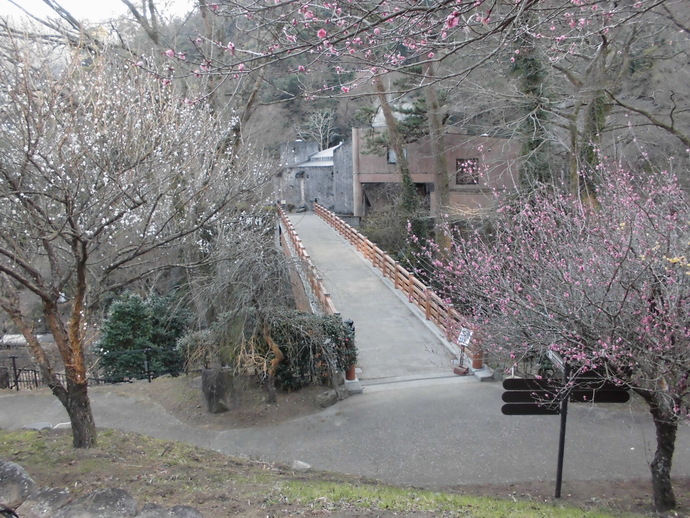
left=98, top=293, right=189, bottom=381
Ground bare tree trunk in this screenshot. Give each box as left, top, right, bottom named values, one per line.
left=199, top=0, right=220, bottom=111
left=649, top=403, right=677, bottom=511
left=44, top=295, right=98, bottom=447
left=64, top=379, right=97, bottom=448
left=422, top=60, right=452, bottom=252
left=575, top=42, right=611, bottom=202
left=513, top=13, right=550, bottom=187
left=119, top=0, right=161, bottom=45
left=423, top=61, right=448, bottom=216
left=374, top=74, right=416, bottom=214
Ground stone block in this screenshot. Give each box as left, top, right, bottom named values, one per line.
left=315, top=389, right=338, bottom=408
left=0, top=459, right=36, bottom=508
left=17, top=487, right=71, bottom=518
left=53, top=488, right=136, bottom=518
left=201, top=368, right=237, bottom=414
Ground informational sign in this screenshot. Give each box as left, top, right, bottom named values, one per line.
left=500, top=362, right=630, bottom=499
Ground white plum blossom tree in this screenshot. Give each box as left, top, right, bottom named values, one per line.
left=0, top=33, right=270, bottom=447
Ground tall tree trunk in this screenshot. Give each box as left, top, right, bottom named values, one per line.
left=423, top=61, right=448, bottom=216
left=119, top=0, right=160, bottom=45
left=199, top=0, right=220, bottom=111
left=575, top=41, right=611, bottom=203
left=374, top=74, right=416, bottom=214
left=513, top=14, right=551, bottom=187
left=423, top=61, right=451, bottom=252
left=65, top=379, right=98, bottom=448
left=45, top=298, right=98, bottom=448
left=649, top=404, right=677, bottom=511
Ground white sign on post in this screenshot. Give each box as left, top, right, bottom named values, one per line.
left=457, top=328, right=473, bottom=346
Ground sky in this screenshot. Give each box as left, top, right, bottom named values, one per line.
left=1, top=0, right=194, bottom=23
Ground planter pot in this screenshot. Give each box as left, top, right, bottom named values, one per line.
left=471, top=352, right=484, bottom=370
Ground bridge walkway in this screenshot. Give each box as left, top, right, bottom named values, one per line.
left=286, top=212, right=468, bottom=390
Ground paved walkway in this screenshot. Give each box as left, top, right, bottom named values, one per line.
left=287, top=212, right=461, bottom=388
left=0, top=211, right=689, bottom=495
left=2, top=382, right=689, bottom=491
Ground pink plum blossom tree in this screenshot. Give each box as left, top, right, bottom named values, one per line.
left=415, top=167, right=689, bottom=511
left=171, top=0, right=689, bottom=192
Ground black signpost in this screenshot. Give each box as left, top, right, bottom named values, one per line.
left=501, top=377, right=561, bottom=414
left=554, top=362, right=570, bottom=499
left=501, top=360, right=630, bottom=498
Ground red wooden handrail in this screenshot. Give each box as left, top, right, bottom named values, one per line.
left=313, top=203, right=483, bottom=369
left=277, top=205, right=339, bottom=316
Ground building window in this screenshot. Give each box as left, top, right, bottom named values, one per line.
left=455, top=158, right=479, bottom=185
left=387, top=147, right=407, bottom=164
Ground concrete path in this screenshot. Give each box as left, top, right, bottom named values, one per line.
left=287, top=212, right=460, bottom=388
left=1, top=383, right=689, bottom=491
left=1, top=210, right=689, bottom=496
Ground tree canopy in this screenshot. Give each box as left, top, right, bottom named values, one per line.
left=0, top=31, right=270, bottom=447
left=416, top=167, right=690, bottom=510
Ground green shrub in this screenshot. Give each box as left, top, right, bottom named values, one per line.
left=267, top=311, right=356, bottom=391
left=98, top=293, right=189, bottom=381
left=180, top=309, right=357, bottom=392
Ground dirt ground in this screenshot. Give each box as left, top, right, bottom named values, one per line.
left=96, top=375, right=690, bottom=517
left=107, top=374, right=328, bottom=429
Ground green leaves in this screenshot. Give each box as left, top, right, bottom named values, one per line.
left=269, top=311, right=357, bottom=391
left=98, top=293, right=188, bottom=381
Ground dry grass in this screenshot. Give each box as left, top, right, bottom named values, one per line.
left=0, top=428, right=648, bottom=517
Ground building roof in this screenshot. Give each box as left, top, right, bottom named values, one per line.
left=291, top=143, right=342, bottom=168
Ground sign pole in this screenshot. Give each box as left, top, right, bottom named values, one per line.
left=10, top=356, right=19, bottom=391
left=502, top=355, right=629, bottom=499
left=554, top=361, right=570, bottom=498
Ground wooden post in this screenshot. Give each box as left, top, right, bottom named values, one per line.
left=424, top=289, right=431, bottom=320
left=10, top=356, right=19, bottom=391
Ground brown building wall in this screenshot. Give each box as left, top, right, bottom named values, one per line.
left=353, top=129, right=520, bottom=214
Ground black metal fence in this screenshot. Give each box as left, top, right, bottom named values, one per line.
left=0, top=346, right=184, bottom=391
left=487, top=350, right=557, bottom=380
left=0, top=356, right=67, bottom=391
left=98, top=347, right=184, bottom=383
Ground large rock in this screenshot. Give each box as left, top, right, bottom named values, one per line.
left=17, top=487, right=71, bottom=517
left=168, top=506, right=205, bottom=517
left=315, top=389, right=339, bottom=408
left=136, top=503, right=168, bottom=517
left=2, top=460, right=206, bottom=517
left=0, top=459, right=36, bottom=507
left=201, top=368, right=237, bottom=414
left=291, top=460, right=311, bottom=472
left=53, top=488, right=136, bottom=518
left=22, top=422, right=53, bottom=431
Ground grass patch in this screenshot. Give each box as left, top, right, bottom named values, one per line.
left=0, top=429, right=651, bottom=517
left=279, top=480, right=638, bottom=517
